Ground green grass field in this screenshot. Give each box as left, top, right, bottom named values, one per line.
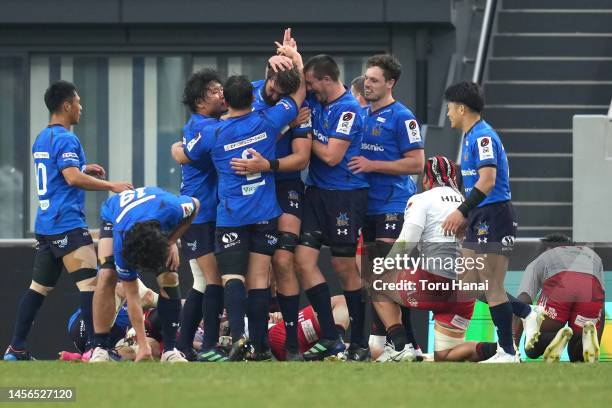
left=0, top=362, right=610, bottom=407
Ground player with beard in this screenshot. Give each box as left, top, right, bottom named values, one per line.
left=349, top=54, right=425, bottom=359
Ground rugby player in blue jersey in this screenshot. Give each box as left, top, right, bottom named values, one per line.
left=291, top=51, right=369, bottom=361
left=90, top=187, right=199, bottom=363
left=349, top=55, right=425, bottom=356
left=229, top=29, right=313, bottom=360
left=441, top=82, right=543, bottom=363
left=180, top=48, right=306, bottom=361
left=168, top=69, right=227, bottom=361
left=4, top=81, right=133, bottom=361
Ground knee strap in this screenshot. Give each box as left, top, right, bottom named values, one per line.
left=277, top=231, right=299, bottom=253
left=330, top=244, right=357, bottom=258
left=32, top=251, right=63, bottom=287
left=299, top=230, right=323, bottom=250
left=70, top=268, right=98, bottom=284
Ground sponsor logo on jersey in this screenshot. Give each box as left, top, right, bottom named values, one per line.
left=361, top=143, right=385, bottom=152
left=461, top=169, right=477, bottom=176
left=186, top=133, right=201, bottom=152
left=62, top=152, right=79, bottom=159
left=33, top=152, right=50, bottom=159
left=336, top=111, right=356, bottom=135
left=277, top=100, right=291, bottom=110
left=376, top=116, right=386, bottom=123
left=405, top=119, right=421, bottom=143
left=241, top=179, right=266, bottom=195
left=313, top=129, right=328, bottom=143
left=336, top=212, right=349, bottom=227
left=477, top=136, right=494, bottom=160
left=224, top=132, right=267, bottom=151
left=39, top=199, right=50, bottom=210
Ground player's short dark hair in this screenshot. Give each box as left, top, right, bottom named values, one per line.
left=223, top=75, right=253, bottom=110
left=266, top=66, right=301, bottom=95
left=182, top=69, right=223, bottom=113
left=366, top=54, right=402, bottom=83
left=444, top=81, right=485, bottom=113
left=44, top=80, right=78, bottom=113
left=304, top=54, right=340, bottom=82
left=351, top=75, right=365, bottom=97
left=122, top=221, right=169, bottom=273
left=541, top=233, right=573, bottom=247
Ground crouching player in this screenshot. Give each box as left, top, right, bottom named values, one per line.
left=90, top=186, right=199, bottom=363
left=513, top=234, right=605, bottom=363
left=371, top=156, right=501, bottom=362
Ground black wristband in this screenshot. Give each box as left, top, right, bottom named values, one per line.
left=269, top=159, right=280, bottom=171
left=457, top=187, right=487, bottom=217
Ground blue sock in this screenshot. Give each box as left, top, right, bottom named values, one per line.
left=344, top=289, right=366, bottom=347
left=202, top=284, right=223, bottom=350
left=508, top=293, right=531, bottom=319
left=247, top=288, right=269, bottom=352
left=305, top=283, right=336, bottom=341
left=177, top=288, right=203, bottom=352
left=79, top=291, right=95, bottom=349
left=224, top=279, right=247, bottom=342
left=400, top=306, right=418, bottom=348
left=277, top=292, right=300, bottom=352
left=489, top=302, right=515, bottom=355
left=10, top=289, right=45, bottom=350
left=157, top=296, right=182, bottom=352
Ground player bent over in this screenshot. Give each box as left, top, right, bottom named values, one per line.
left=90, top=186, right=199, bottom=363
left=513, top=234, right=605, bottom=363
left=4, top=81, right=132, bottom=361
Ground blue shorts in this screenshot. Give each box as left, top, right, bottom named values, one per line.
left=35, top=227, right=93, bottom=258
left=181, top=221, right=216, bottom=259
left=302, top=186, right=368, bottom=248
left=276, top=178, right=304, bottom=220
left=463, top=201, right=517, bottom=255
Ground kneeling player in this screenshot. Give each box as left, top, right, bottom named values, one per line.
left=90, top=186, right=199, bottom=363
left=372, top=156, right=500, bottom=362
left=513, top=234, right=605, bottom=363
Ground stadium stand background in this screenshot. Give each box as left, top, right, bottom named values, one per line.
left=1, top=0, right=610, bottom=359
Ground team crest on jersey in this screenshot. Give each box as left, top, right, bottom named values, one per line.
left=372, top=126, right=381, bottom=136
left=476, top=222, right=489, bottom=236
left=323, top=119, right=330, bottom=129
left=385, top=213, right=399, bottom=222
left=336, top=212, right=349, bottom=227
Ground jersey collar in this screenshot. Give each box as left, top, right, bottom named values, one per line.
left=369, top=100, right=397, bottom=115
